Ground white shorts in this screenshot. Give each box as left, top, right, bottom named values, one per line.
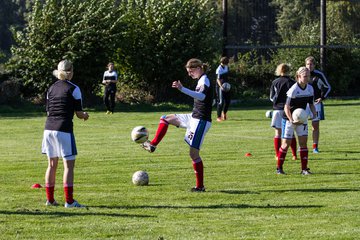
left=281, top=119, right=308, bottom=139
left=42, top=130, right=77, bottom=160
left=306, top=102, right=324, bottom=121
left=270, top=110, right=283, bottom=129
left=175, top=114, right=211, bottom=150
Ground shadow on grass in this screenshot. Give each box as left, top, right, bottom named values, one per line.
left=262, top=188, right=359, bottom=193
left=0, top=210, right=152, bottom=218
left=92, top=203, right=322, bottom=210
left=216, top=190, right=260, bottom=195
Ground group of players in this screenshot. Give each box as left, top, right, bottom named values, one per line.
left=269, top=56, right=331, bottom=175
left=41, top=56, right=330, bottom=208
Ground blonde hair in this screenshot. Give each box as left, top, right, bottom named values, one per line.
left=295, top=66, right=309, bottom=81
left=185, top=58, right=209, bottom=72
left=53, top=60, right=73, bottom=80
left=275, top=63, right=290, bottom=76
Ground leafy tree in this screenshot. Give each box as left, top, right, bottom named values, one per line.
left=115, top=0, right=221, bottom=102
left=7, top=0, right=124, bottom=102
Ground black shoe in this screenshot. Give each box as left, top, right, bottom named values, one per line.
left=191, top=187, right=206, bottom=192
left=276, top=168, right=286, bottom=175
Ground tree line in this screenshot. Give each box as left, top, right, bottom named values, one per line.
left=0, top=0, right=359, bottom=106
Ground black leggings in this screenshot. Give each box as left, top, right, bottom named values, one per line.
left=216, top=86, right=231, bottom=117
left=104, top=87, right=116, bottom=112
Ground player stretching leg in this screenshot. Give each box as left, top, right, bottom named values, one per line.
left=142, top=58, right=213, bottom=192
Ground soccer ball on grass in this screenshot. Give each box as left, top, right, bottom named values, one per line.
left=132, top=170, right=149, bottom=186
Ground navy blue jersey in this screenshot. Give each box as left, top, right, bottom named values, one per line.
left=283, top=83, right=314, bottom=120
left=309, top=69, right=331, bottom=100
left=103, top=70, right=118, bottom=89
left=215, top=65, right=229, bottom=84
left=270, top=76, right=296, bottom=110
left=192, top=74, right=213, bottom=122
left=45, top=80, right=83, bottom=133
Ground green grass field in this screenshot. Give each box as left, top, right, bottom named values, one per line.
left=0, top=99, right=359, bottom=239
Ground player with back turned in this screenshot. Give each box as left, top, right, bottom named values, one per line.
left=42, top=60, right=89, bottom=208
left=269, top=63, right=298, bottom=161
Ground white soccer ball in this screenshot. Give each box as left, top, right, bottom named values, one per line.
left=292, top=108, right=308, bottom=123
left=132, top=170, right=149, bottom=186
left=222, top=82, right=231, bottom=92
left=265, top=110, right=272, bottom=118
left=131, top=126, right=149, bottom=143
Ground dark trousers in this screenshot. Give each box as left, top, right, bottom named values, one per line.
left=216, top=87, right=231, bottom=117
left=104, top=87, right=116, bottom=112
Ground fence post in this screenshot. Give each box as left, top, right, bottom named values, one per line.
left=320, top=0, right=327, bottom=71
left=222, top=0, right=228, bottom=57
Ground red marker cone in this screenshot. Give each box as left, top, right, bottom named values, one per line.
left=245, top=152, right=252, bottom=157
left=31, top=183, right=42, bottom=189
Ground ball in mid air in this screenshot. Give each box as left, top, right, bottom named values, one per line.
left=132, top=170, right=149, bottom=186
left=131, top=126, right=149, bottom=143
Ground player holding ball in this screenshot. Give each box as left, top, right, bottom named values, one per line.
left=276, top=67, right=316, bottom=175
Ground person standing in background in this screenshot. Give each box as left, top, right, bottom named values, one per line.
left=102, top=62, right=118, bottom=114
left=270, top=63, right=298, bottom=161
left=215, top=56, right=231, bottom=122
left=42, top=60, right=89, bottom=208
left=305, top=56, right=331, bottom=153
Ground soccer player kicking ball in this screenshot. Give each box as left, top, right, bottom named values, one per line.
left=142, top=58, right=213, bottom=192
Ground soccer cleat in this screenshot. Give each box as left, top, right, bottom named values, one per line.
left=141, top=140, right=156, bottom=153
left=313, top=148, right=319, bottom=154
left=191, top=187, right=206, bottom=192
left=45, top=200, right=59, bottom=206
left=276, top=168, right=286, bottom=175
left=64, top=200, right=86, bottom=208
left=106, top=110, right=111, bottom=115
left=301, top=168, right=312, bottom=175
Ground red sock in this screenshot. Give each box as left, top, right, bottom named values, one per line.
left=290, top=137, right=297, bottom=157
left=300, top=147, right=308, bottom=170
left=277, top=147, right=287, bottom=169
left=313, top=143, right=318, bottom=150
left=45, top=184, right=55, bottom=203
left=64, top=184, right=74, bottom=204
left=192, top=158, right=204, bottom=188
left=150, top=118, right=169, bottom=146
left=274, top=137, right=281, bottom=156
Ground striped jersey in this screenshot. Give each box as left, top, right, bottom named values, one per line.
left=215, top=65, right=229, bottom=84
left=310, top=69, right=331, bottom=99
left=283, top=83, right=314, bottom=120
left=103, top=70, right=118, bottom=89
